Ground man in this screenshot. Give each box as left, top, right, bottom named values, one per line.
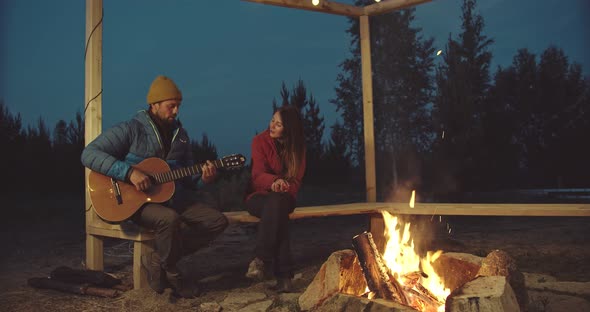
left=81, top=75, right=228, bottom=298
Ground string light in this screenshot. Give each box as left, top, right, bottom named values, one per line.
left=375, top=0, right=381, bottom=2
left=312, top=0, right=320, bottom=6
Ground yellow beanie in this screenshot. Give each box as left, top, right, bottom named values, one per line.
left=146, top=75, right=183, bottom=104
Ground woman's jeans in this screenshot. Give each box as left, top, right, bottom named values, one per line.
left=246, top=192, right=295, bottom=278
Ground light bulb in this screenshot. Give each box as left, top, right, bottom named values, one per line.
left=312, top=0, right=320, bottom=6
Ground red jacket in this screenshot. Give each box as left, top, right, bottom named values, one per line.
left=245, top=129, right=306, bottom=201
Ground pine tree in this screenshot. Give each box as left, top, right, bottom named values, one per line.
left=191, top=133, right=218, bottom=165
left=432, top=0, right=494, bottom=194
left=0, top=102, right=25, bottom=195
left=322, top=122, right=352, bottom=183
left=331, top=0, right=435, bottom=194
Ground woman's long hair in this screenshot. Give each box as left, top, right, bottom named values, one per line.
left=276, top=106, right=305, bottom=180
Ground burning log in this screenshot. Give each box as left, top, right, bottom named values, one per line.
left=404, top=287, right=441, bottom=312
left=28, top=277, right=121, bottom=298
left=400, top=272, right=444, bottom=312
left=400, top=272, right=442, bottom=305
left=400, top=271, right=426, bottom=288
left=352, top=231, right=408, bottom=305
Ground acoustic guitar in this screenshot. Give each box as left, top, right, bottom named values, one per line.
left=88, top=154, right=246, bottom=222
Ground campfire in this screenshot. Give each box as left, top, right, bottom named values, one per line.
left=299, top=208, right=527, bottom=312
left=352, top=211, right=450, bottom=312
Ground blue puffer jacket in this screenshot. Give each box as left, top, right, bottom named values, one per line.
left=81, top=110, right=202, bottom=199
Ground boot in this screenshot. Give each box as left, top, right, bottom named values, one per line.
left=245, top=257, right=265, bottom=281
left=141, top=252, right=167, bottom=294
left=166, top=270, right=200, bottom=299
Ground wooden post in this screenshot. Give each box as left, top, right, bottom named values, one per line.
left=133, top=240, right=154, bottom=290
left=360, top=15, right=384, bottom=251
left=360, top=15, right=376, bottom=203
left=85, top=0, right=103, bottom=271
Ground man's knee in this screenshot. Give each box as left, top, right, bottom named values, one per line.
left=156, top=209, right=181, bottom=229
left=211, top=212, right=229, bottom=233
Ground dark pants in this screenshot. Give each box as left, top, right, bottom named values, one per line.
left=132, top=191, right=228, bottom=272
left=245, top=192, right=295, bottom=278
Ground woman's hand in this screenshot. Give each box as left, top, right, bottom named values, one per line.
left=271, top=179, right=290, bottom=193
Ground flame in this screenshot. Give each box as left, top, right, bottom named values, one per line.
left=409, top=190, right=416, bottom=208
left=381, top=210, right=450, bottom=311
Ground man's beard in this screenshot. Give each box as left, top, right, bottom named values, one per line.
left=152, top=112, right=175, bottom=127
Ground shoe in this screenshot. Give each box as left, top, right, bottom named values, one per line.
left=141, top=252, right=165, bottom=294
left=245, top=257, right=265, bottom=281
left=166, top=271, right=200, bottom=299
left=270, top=277, right=293, bottom=293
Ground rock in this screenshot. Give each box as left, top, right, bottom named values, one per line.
left=446, top=276, right=520, bottom=312
left=268, top=306, right=293, bottom=312
left=278, top=292, right=301, bottom=304
left=528, top=290, right=590, bottom=312
left=314, top=293, right=418, bottom=312
left=221, top=292, right=268, bottom=311
left=238, top=299, right=273, bottom=312
left=299, top=249, right=366, bottom=311
left=526, top=279, right=590, bottom=298
left=432, top=252, right=483, bottom=292
left=277, top=292, right=302, bottom=311
left=199, top=302, right=222, bottom=312
left=478, top=250, right=528, bottom=311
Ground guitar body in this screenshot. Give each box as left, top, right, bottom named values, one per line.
left=88, top=158, right=175, bottom=222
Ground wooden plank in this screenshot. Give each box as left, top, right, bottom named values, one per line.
left=224, top=204, right=377, bottom=223
left=87, top=202, right=590, bottom=235
left=87, top=225, right=155, bottom=241
left=242, top=0, right=364, bottom=17
left=360, top=15, right=377, bottom=203
left=369, top=202, right=590, bottom=217
left=364, top=0, right=434, bottom=16
left=85, top=202, right=590, bottom=240
left=226, top=202, right=590, bottom=222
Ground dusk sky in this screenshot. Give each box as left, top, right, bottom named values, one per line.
left=2, top=0, right=589, bottom=159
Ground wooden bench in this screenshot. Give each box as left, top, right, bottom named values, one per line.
left=85, top=202, right=590, bottom=289
left=85, top=202, right=384, bottom=289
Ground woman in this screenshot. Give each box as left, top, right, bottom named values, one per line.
left=244, top=105, right=306, bottom=292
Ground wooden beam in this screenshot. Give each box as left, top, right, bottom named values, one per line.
left=242, top=0, right=364, bottom=17
left=364, top=0, right=434, bottom=16
left=372, top=202, right=590, bottom=217
left=360, top=15, right=377, bottom=203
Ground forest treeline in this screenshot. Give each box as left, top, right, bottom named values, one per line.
left=1, top=0, right=588, bottom=204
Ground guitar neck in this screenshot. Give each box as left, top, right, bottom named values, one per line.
left=151, top=159, right=225, bottom=184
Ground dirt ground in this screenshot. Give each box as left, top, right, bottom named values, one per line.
left=0, top=197, right=589, bottom=311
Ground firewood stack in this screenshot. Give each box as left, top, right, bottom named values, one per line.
left=352, top=232, right=443, bottom=312
left=28, top=266, right=129, bottom=297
